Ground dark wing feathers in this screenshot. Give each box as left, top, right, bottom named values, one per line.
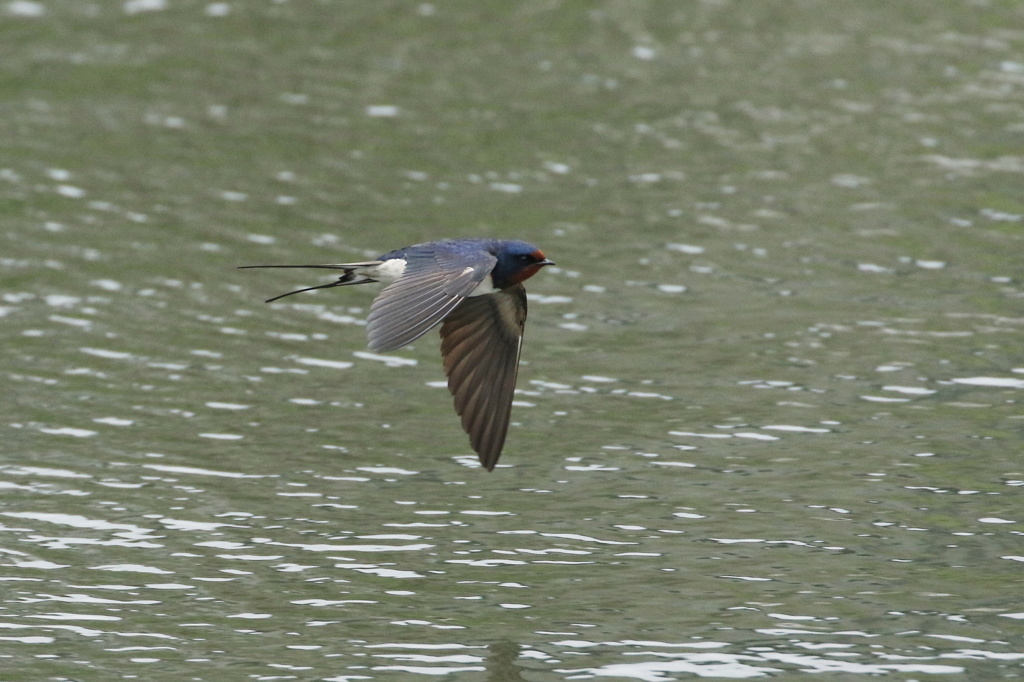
left=366, top=246, right=495, bottom=352
left=439, top=285, right=527, bottom=470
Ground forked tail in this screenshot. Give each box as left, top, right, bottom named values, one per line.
left=239, top=265, right=377, bottom=303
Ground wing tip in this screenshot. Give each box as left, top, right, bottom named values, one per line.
left=468, top=421, right=510, bottom=472
left=477, top=449, right=502, bottom=472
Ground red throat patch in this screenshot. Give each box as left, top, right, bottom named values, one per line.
left=506, top=250, right=550, bottom=286
left=510, top=265, right=541, bottom=285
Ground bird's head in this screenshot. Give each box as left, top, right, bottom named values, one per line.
left=491, top=241, right=555, bottom=289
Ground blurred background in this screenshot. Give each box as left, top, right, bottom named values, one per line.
left=3, top=1, right=1024, bottom=679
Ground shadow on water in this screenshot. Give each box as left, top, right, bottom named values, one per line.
left=486, top=641, right=529, bottom=682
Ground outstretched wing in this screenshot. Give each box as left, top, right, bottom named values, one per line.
left=439, top=285, right=526, bottom=470
left=367, top=245, right=495, bottom=352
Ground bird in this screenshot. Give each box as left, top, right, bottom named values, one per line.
left=241, top=238, right=555, bottom=471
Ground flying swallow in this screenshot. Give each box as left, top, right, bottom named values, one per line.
left=241, top=238, right=555, bottom=470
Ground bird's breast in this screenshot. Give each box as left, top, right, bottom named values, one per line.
left=467, top=270, right=500, bottom=297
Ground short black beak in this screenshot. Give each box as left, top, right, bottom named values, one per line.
left=538, top=259, right=556, bottom=267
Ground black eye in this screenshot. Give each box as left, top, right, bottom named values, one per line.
left=517, top=254, right=532, bottom=263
